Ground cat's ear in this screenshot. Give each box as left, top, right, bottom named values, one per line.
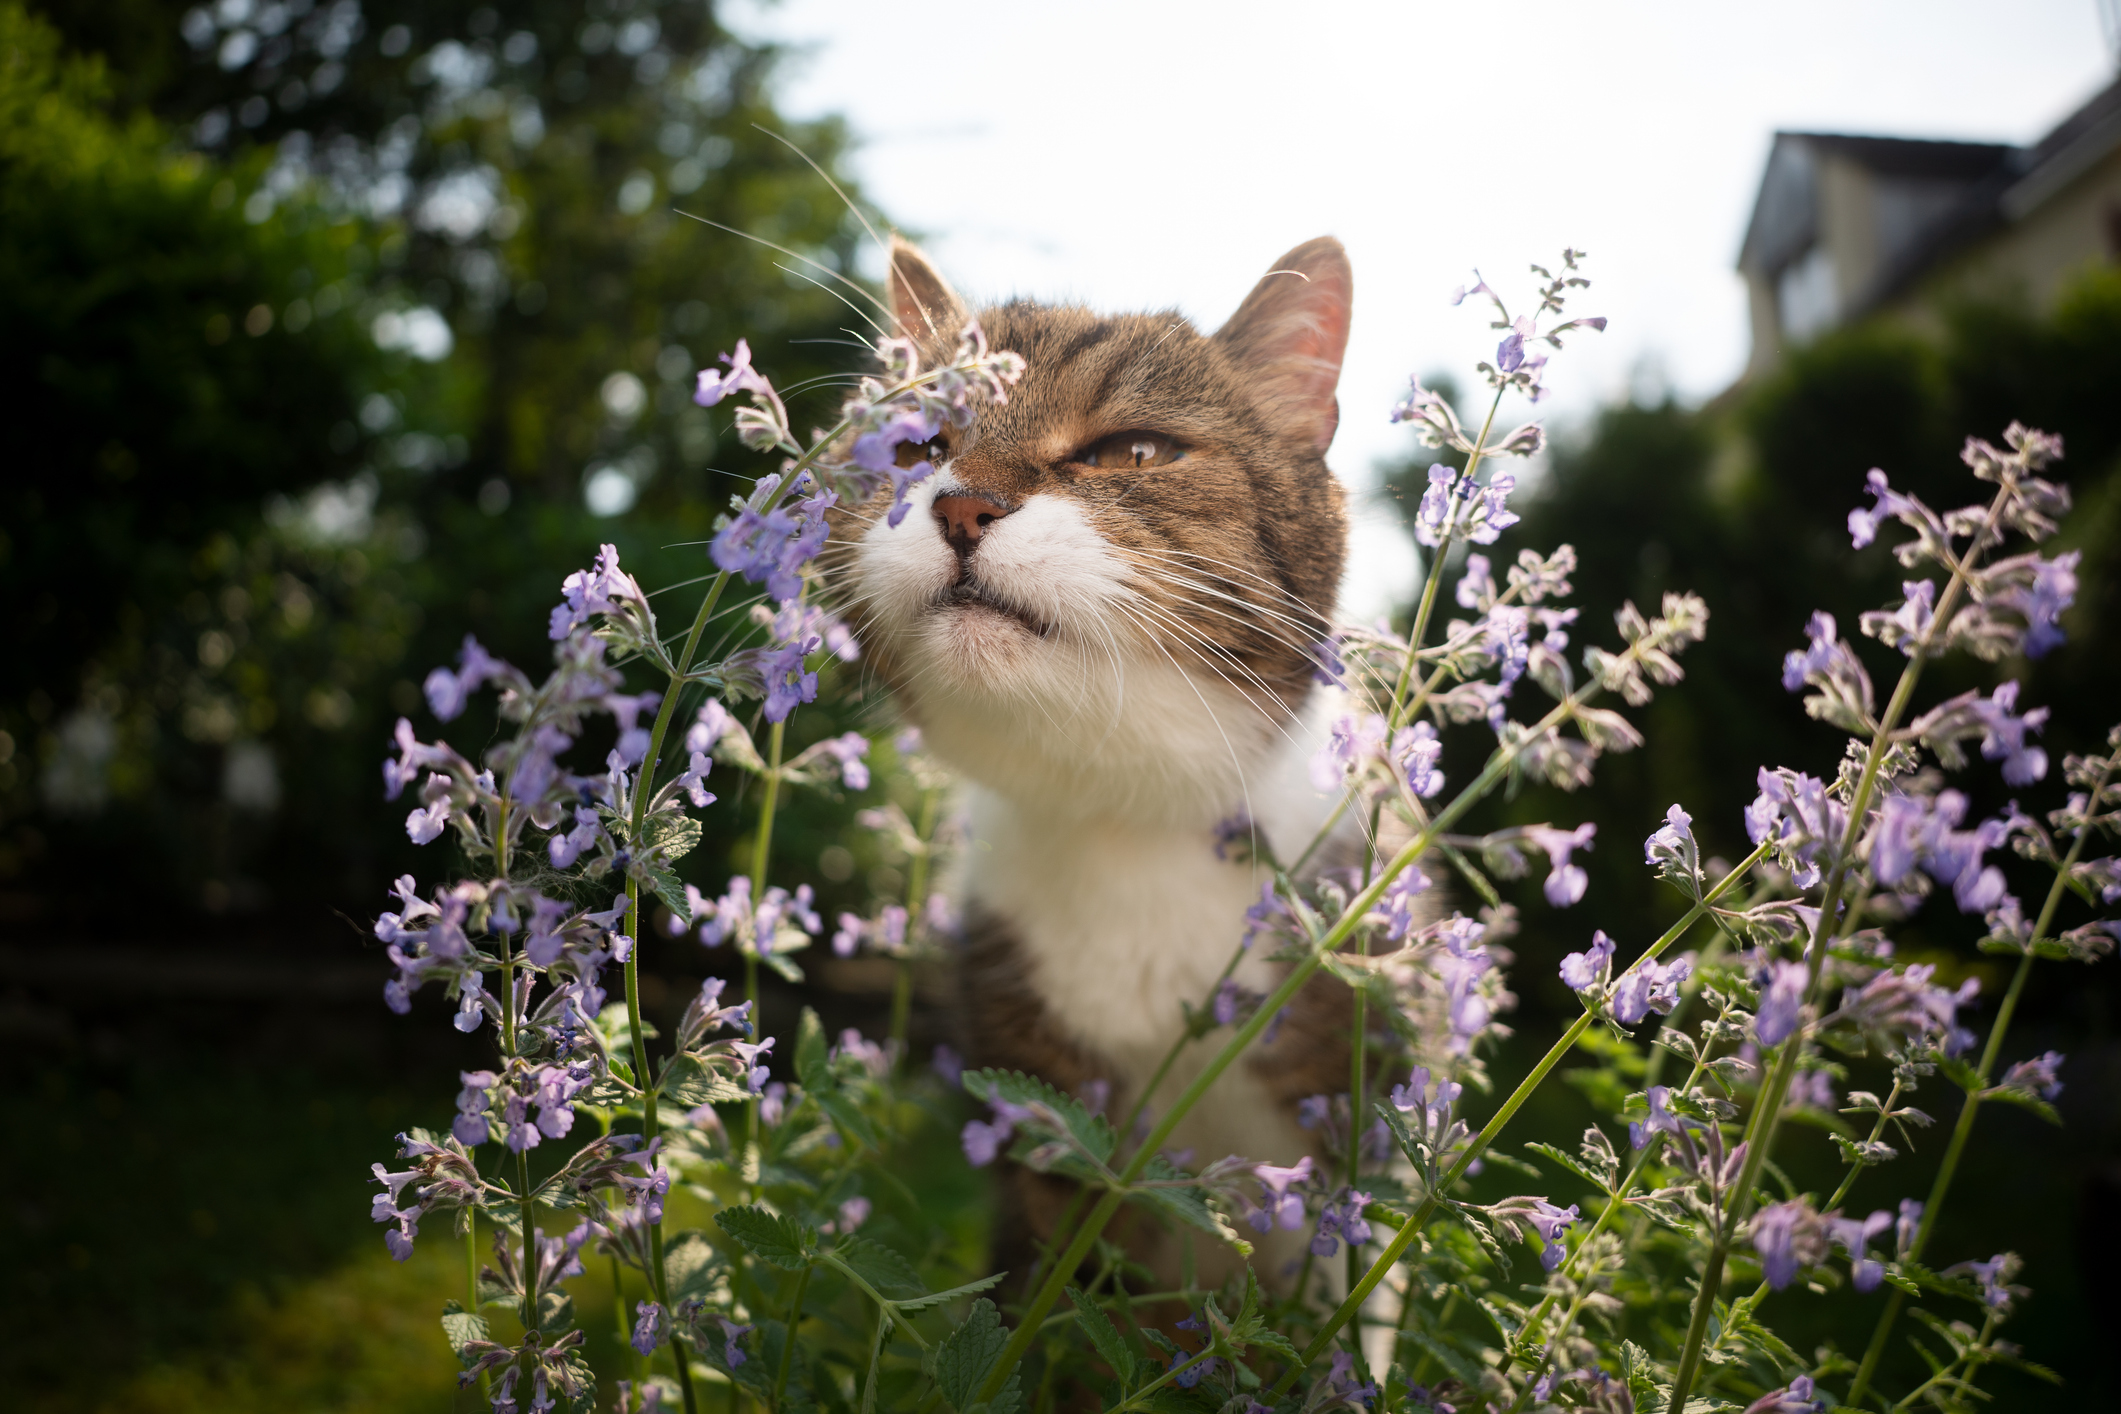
left=888, top=236, right=969, bottom=342
left=1213, top=237, right=1352, bottom=455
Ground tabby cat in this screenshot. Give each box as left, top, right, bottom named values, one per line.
left=823, top=236, right=1365, bottom=1284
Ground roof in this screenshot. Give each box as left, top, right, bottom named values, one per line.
left=1736, top=74, right=2121, bottom=313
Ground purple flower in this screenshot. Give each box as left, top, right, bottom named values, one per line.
left=1496, top=317, right=1530, bottom=374
left=1826, top=1209, right=1893, bottom=1293
left=1999, top=1049, right=2064, bottom=1099
left=406, top=795, right=451, bottom=845
left=1311, top=712, right=1388, bottom=792
left=631, top=1301, right=669, bottom=1356
left=1629, top=1084, right=1690, bottom=1151
left=604, top=690, right=662, bottom=766
left=1526, top=1199, right=1579, bottom=1271
left=1781, top=611, right=1839, bottom=692
left=1755, top=959, right=1809, bottom=1047
left=1951, top=1252, right=2023, bottom=1311
left=1296, top=1094, right=1332, bottom=1131
left=1611, top=955, right=1690, bottom=1026
left=730, top=1038, right=775, bottom=1093
left=716, top=1317, right=753, bottom=1368
left=693, top=338, right=768, bottom=407
left=1250, top=1157, right=1314, bottom=1233
left=1847, top=467, right=1915, bottom=550
left=1990, top=550, right=2079, bottom=658
left=1744, top=1377, right=1825, bottom=1414
left=1369, top=865, right=1432, bottom=942
left=1455, top=554, right=1497, bottom=610
left=818, top=732, right=871, bottom=791
left=1751, top=1198, right=1823, bottom=1290
left=1644, top=803, right=1697, bottom=876
left=1319, top=1350, right=1379, bottom=1411
left=1971, top=680, right=2049, bottom=786
left=1312, top=1191, right=1375, bottom=1257
left=932, top=1044, right=964, bottom=1087
left=453, top=1070, right=496, bottom=1146
left=1392, top=721, right=1445, bottom=798
left=971, top=1119, right=1018, bottom=1170
left=685, top=699, right=734, bottom=755
left=1559, top=930, right=1614, bottom=992
left=548, top=543, right=646, bottom=641
left=1785, top=1068, right=1837, bottom=1112
left=1525, top=823, right=1595, bottom=907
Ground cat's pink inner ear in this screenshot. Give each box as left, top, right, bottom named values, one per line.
left=1213, top=236, right=1353, bottom=456
left=888, top=236, right=968, bottom=342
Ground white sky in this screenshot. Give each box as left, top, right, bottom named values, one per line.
left=729, top=0, right=2115, bottom=616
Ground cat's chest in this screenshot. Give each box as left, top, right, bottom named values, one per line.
left=965, top=801, right=1273, bottom=1077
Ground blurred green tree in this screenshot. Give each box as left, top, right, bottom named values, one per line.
left=2, top=0, right=887, bottom=915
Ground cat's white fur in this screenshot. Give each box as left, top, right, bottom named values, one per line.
left=855, top=473, right=1353, bottom=1251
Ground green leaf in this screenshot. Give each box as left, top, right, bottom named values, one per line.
left=796, top=1007, right=831, bottom=1091
left=1130, top=1154, right=1250, bottom=1254
left=934, top=1298, right=1011, bottom=1412
left=831, top=1236, right=927, bottom=1299
left=1982, top=1086, right=2063, bottom=1125
left=664, top=1229, right=728, bottom=1305
left=1939, top=1056, right=1985, bottom=1094
left=819, top=1091, right=882, bottom=1152
left=661, top=1052, right=749, bottom=1108
left=761, top=949, right=807, bottom=984
left=533, top=1287, right=574, bottom=1332
left=1619, top=1340, right=1666, bottom=1414
left=961, top=1069, right=1116, bottom=1165
left=896, top=1271, right=1007, bottom=1313
left=1067, top=1286, right=1136, bottom=1386
left=716, top=1204, right=815, bottom=1270
left=642, top=812, right=703, bottom=865
left=648, top=867, right=693, bottom=924
left=1525, top=1141, right=1614, bottom=1194
left=440, top=1301, right=490, bottom=1365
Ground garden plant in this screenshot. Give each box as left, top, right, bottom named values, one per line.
left=367, top=253, right=2112, bottom=1413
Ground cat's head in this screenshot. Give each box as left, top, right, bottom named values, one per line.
left=822, top=237, right=1352, bottom=825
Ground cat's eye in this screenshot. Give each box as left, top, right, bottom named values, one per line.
left=894, top=436, right=948, bottom=469
left=1075, top=432, right=1185, bottom=471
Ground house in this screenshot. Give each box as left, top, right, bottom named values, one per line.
left=1736, top=74, right=2121, bottom=377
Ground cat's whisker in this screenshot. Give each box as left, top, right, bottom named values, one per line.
left=1120, top=563, right=1320, bottom=649
left=773, top=262, right=891, bottom=340
left=1108, top=602, right=1261, bottom=827
left=1133, top=543, right=1329, bottom=615
left=1115, top=598, right=1315, bottom=761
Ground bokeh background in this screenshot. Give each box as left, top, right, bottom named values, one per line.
left=4, top=1, right=2118, bottom=1408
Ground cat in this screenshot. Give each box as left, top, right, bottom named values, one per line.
left=821, top=235, right=1367, bottom=1287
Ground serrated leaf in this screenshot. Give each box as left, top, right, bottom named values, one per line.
left=897, top=1271, right=1006, bottom=1313
left=716, top=1204, right=815, bottom=1270
left=962, top=1069, right=1116, bottom=1165
left=649, top=867, right=693, bottom=924
left=796, top=1007, right=831, bottom=1092
left=1067, top=1286, right=1137, bottom=1386
left=935, top=1298, right=1011, bottom=1412
left=1939, top=1056, right=1985, bottom=1093
left=642, top=813, right=703, bottom=864
left=661, top=1052, right=748, bottom=1108
left=1131, top=1154, right=1250, bottom=1253
left=1525, top=1141, right=1614, bottom=1194
left=440, top=1301, right=489, bottom=1364
left=832, top=1236, right=926, bottom=1298
left=1982, top=1086, right=2062, bottom=1125
left=663, top=1229, right=727, bottom=1305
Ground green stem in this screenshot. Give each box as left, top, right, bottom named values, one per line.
left=519, top=1149, right=538, bottom=1332
left=1501, top=990, right=1738, bottom=1376
left=893, top=787, right=941, bottom=1056
left=744, top=718, right=787, bottom=1155
left=1388, top=384, right=1504, bottom=723
left=771, top=1262, right=813, bottom=1412
left=1665, top=475, right=2019, bottom=1413
left=1846, top=755, right=2110, bottom=1407
left=1269, top=842, right=1769, bottom=1398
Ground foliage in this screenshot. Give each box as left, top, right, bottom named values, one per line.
left=0, top=0, right=879, bottom=912
left=346, top=249, right=2117, bottom=1414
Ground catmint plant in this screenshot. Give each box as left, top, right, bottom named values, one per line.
left=363, top=252, right=2110, bottom=1414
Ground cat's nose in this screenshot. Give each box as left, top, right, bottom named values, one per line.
left=932, top=494, right=1010, bottom=548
